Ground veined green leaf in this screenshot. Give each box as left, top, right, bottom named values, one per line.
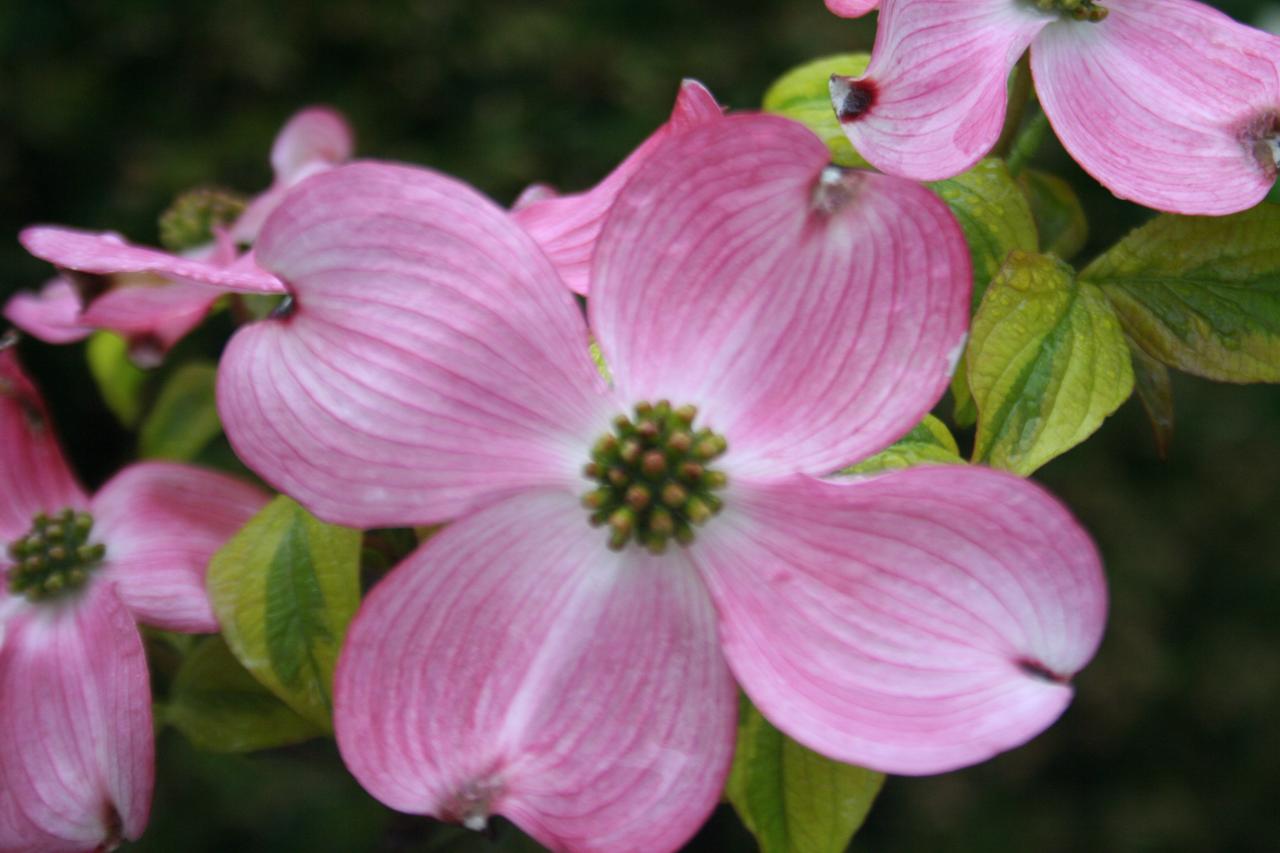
left=207, top=495, right=361, bottom=730
left=164, top=636, right=324, bottom=753
left=1083, top=205, right=1280, bottom=383
left=930, top=159, right=1038, bottom=311
left=842, top=414, right=963, bottom=475
left=1019, top=169, right=1088, bottom=261
left=139, top=360, right=221, bottom=460
left=86, top=331, right=148, bottom=427
left=930, top=159, right=1039, bottom=427
left=727, top=697, right=884, bottom=853
left=969, top=252, right=1133, bottom=475
left=762, top=53, right=871, bottom=168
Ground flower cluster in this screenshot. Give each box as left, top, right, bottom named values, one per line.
left=5, top=1, right=1275, bottom=849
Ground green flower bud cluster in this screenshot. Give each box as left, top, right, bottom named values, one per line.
left=1031, top=0, right=1108, bottom=21
left=583, top=401, right=728, bottom=554
left=6, top=508, right=106, bottom=601
left=158, top=187, right=248, bottom=252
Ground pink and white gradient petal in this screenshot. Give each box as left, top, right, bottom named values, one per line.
left=232, top=106, right=355, bottom=244
left=825, top=0, right=879, bottom=17
left=0, top=350, right=87, bottom=544
left=0, top=582, right=152, bottom=852
left=218, top=162, right=614, bottom=529
left=2, top=279, right=89, bottom=346
left=1032, top=0, right=1280, bottom=215
left=695, top=467, right=1106, bottom=775
left=513, top=79, right=723, bottom=295
left=19, top=227, right=285, bottom=294
left=591, top=114, right=970, bottom=478
left=335, top=490, right=736, bottom=853
left=90, top=462, right=268, bottom=633
left=79, top=277, right=220, bottom=357
left=831, top=0, right=1052, bottom=180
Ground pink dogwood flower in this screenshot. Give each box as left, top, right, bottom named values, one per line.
left=0, top=347, right=267, bottom=852
left=827, top=0, right=1280, bottom=214
left=10, top=107, right=352, bottom=358
left=512, top=79, right=723, bottom=294
left=210, top=113, right=1107, bottom=852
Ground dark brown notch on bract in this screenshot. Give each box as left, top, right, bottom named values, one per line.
left=1017, top=658, right=1072, bottom=685
left=830, top=75, right=878, bottom=124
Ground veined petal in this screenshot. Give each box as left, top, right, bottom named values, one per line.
left=0, top=350, right=87, bottom=543
left=90, top=462, right=268, bottom=633
left=20, top=227, right=285, bottom=294
left=0, top=582, right=152, bottom=851
left=79, top=277, right=219, bottom=356
left=334, top=490, right=736, bottom=853
left=2, top=279, right=89, bottom=346
left=695, top=467, right=1106, bottom=775
left=825, top=0, right=879, bottom=17
left=1032, top=0, right=1280, bottom=215
left=831, top=0, right=1052, bottom=180
left=513, top=80, right=723, bottom=295
left=232, top=106, right=356, bottom=244
left=219, top=162, right=613, bottom=528
left=591, top=114, right=970, bottom=478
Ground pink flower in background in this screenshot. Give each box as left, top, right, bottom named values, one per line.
left=212, top=115, right=1106, bottom=852
left=512, top=79, right=723, bottom=294
left=9, top=106, right=352, bottom=360
left=827, top=0, right=1280, bottom=214
left=0, top=347, right=267, bottom=852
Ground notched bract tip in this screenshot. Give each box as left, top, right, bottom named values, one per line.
left=830, top=74, right=877, bottom=124
left=811, top=164, right=862, bottom=216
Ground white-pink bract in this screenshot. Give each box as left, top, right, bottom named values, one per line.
left=827, top=0, right=1280, bottom=215
left=0, top=348, right=267, bottom=852
left=511, top=79, right=724, bottom=295
left=208, top=113, right=1108, bottom=853
left=9, top=107, right=354, bottom=359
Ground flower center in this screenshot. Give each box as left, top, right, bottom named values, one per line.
left=1028, top=0, right=1108, bottom=21
left=158, top=186, right=247, bottom=252
left=6, top=508, right=106, bottom=602
left=582, top=401, right=728, bottom=553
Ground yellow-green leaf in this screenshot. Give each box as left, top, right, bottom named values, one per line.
left=727, top=697, right=884, bottom=853
left=842, top=414, right=963, bottom=475
left=1019, top=168, right=1088, bottom=261
left=139, top=360, right=221, bottom=460
left=762, top=53, right=871, bottom=168
left=86, top=331, right=148, bottom=427
left=1083, top=205, right=1280, bottom=383
left=207, top=495, right=361, bottom=730
left=164, top=636, right=324, bottom=753
left=969, top=252, right=1133, bottom=474
left=930, top=159, right=1039, bottom=311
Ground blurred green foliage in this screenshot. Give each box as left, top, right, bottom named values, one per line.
left=2, top=1, right=1279, bottom=851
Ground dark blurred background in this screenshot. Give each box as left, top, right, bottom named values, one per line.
left=2, top=1, right=1279, bottom=851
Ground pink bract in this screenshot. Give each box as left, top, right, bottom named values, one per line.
left=828, top=0, right=1280, bottom=214
left=512, top=79, right=723, bottom=295
left=216, top=114, right=1107, bottom=852
left=10, top=106, right=352, bottom=359
left=0, top=348, right=268, bottom=851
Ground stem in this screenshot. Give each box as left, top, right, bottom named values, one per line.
left=993, top=53, right=1033, bottom=158
left=1007, top=111, right=1050, bottom=177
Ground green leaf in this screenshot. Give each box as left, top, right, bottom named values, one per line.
left=842, top=414, right=963, bottom=475
left=930, top=159, right=1039, bottom=312
left=762, top=53, right=871, bottom=168
left=1129, top=341, right=1175, bottom=459
left=969, top=252, right=1133, bottom=475
left=208, top=495, right=362, bottom=730
left=139, top=360, right=221, bottom=460
left=164, top=636, right=324, bottom=753
left=727, top=697, right=884, bottom=853
left=85, top=331, right=148, bottom=427
left=1083, top=205, right=1280, bottom=383
left=1018, top=169, right=1088, bottom=261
